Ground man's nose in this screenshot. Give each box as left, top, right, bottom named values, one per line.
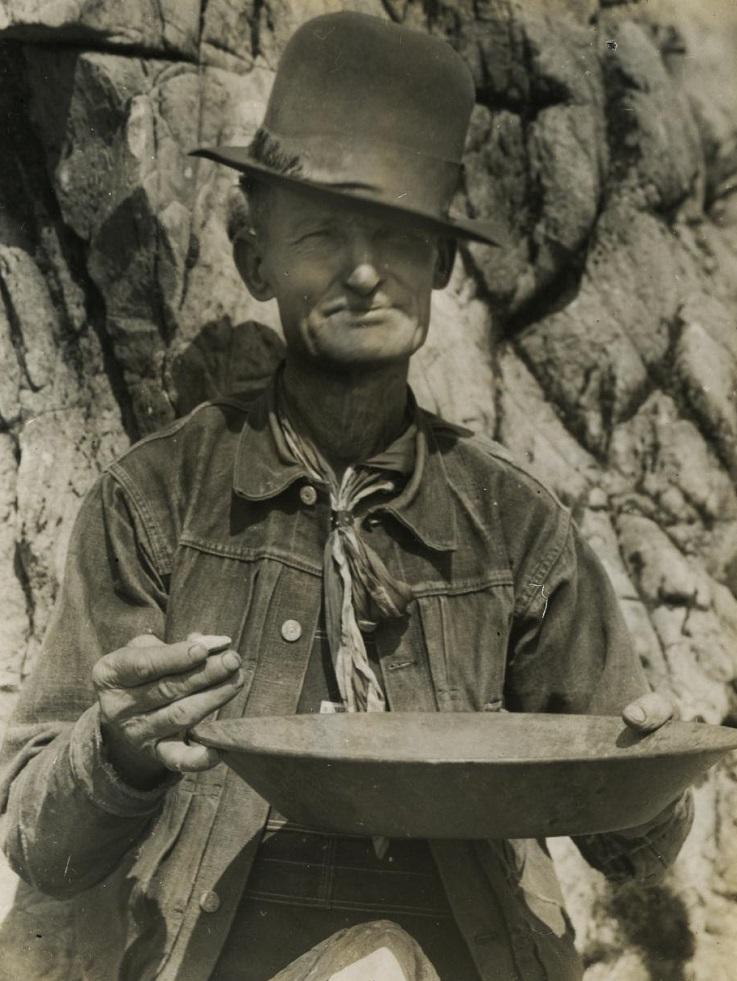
left=345, top=261, right=382, bottom=296
left=344, top=232, right=383, bottom=296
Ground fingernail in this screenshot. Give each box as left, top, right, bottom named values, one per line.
left=627, top=705, right=646, bottom=723
left=234, top=669, right=245, bottom=686
left=223, top=651, right=241, bottom=671
left=200, top=635, right=232, bottom=651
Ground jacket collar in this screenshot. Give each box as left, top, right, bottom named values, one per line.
left=233, top=377, right=458, bottom=553
left=233, top=383, right=305, bottom=501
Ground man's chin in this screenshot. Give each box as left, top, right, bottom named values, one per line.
left=309, top=338, right=425, bottom=371
left=300, top=316, right=427, bottom=368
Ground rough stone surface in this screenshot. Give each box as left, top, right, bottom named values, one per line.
left=0, top=0, right=201, bottom=57
left=409, top=262, right=497, bottom=434
left=1, top=1, right=736, bottom=978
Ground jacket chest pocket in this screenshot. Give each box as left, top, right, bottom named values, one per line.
left=416, top=580, right=514, bottom=712
left=165, top=544, right=261, bottom=646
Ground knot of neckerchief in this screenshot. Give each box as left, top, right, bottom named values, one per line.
left=276, top=390, right=415, bottom=714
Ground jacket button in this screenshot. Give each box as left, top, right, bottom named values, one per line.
left=299, top=484, right=318, bottom=506
left=281, top=619, right=302, bottom=642
left=199, top=890, right=220, bottom=913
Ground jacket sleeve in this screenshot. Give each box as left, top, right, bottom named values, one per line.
left=505, top=519, right=693, bottom=883
left=0, top=472, right=174, bottom=898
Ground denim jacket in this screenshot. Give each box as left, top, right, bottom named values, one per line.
left=0, top=381, right=693, bottom=981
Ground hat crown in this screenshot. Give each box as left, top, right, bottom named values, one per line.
left=191, top=13, right=507, bottom=246
left=263, top=12, right=475, bottom=165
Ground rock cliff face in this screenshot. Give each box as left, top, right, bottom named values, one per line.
left=0, top=1, right=736, bottom=977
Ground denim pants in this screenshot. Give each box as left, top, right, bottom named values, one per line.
left=212, top=821, right=481, bottom=980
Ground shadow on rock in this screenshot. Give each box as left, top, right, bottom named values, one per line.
left=608, top=880, right=696, bottom=980
left=167, top=318, right=285, bottom=417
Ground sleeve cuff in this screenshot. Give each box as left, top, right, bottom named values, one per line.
left=68, top=704, right=178, bottom=818
left=574, top=790, right=695, bottom=884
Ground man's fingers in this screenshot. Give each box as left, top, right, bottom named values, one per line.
left=155, top=739, right=222, bottom=773
left=157, top=674, right=244, bottom=732
left=128, top=672, right=244, bottom=742
left=622, top=690, right=676, bottom=733
left=128, top=633, right=163, bottom=648
left=103, top=650, right=242, bottom=717
left=93, top=635, right=231, bottom=689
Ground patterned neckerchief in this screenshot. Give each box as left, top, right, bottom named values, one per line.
left=276, top=380, right=416, bottom=714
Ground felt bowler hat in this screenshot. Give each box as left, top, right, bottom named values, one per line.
left=192, top=12, right=506, bottom=247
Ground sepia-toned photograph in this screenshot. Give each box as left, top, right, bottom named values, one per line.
left=0, top=1, right=735, bottom=979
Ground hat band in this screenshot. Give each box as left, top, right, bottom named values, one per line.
left=262, top=128, right=461, bottom=219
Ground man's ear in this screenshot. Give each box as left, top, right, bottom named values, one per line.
left=233, top=233, right=275, bottom=302
left=432, top=238, right=456, bottom=290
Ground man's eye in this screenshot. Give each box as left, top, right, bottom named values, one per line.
left=382, top=228, right=424, bottom=247
left=296, top=229, right=333, bottom=244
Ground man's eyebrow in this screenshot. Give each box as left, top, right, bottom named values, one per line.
left=288, top=213, right=337, bottom=236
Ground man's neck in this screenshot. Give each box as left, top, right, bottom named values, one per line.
left=281, top=357, right=410, bottom=469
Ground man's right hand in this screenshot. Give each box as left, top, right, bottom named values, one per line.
left=93, top=633, right=244, bottom=789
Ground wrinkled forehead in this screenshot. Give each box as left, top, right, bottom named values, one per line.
left=261, top=182, right=444, bottom=242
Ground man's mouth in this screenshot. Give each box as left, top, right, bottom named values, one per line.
left=321, top=301, right=392, bottom=324
left=350, top=307, right=391, bottom=325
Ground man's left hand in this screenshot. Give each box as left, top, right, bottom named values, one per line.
left=621, top=690, right=677, bottom=734
left=613, top=691, right=689, bottom=840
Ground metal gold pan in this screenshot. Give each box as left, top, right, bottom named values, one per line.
left=190, top=713, right=737, bottom=839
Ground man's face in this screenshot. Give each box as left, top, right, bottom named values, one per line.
left=242, top=186, right=451, bottom=369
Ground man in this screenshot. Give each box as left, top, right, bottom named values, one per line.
left=0, top=12, right=692, bottom=981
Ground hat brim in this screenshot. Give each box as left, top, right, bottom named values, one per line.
left=191, top=146, right=507, bottom=248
